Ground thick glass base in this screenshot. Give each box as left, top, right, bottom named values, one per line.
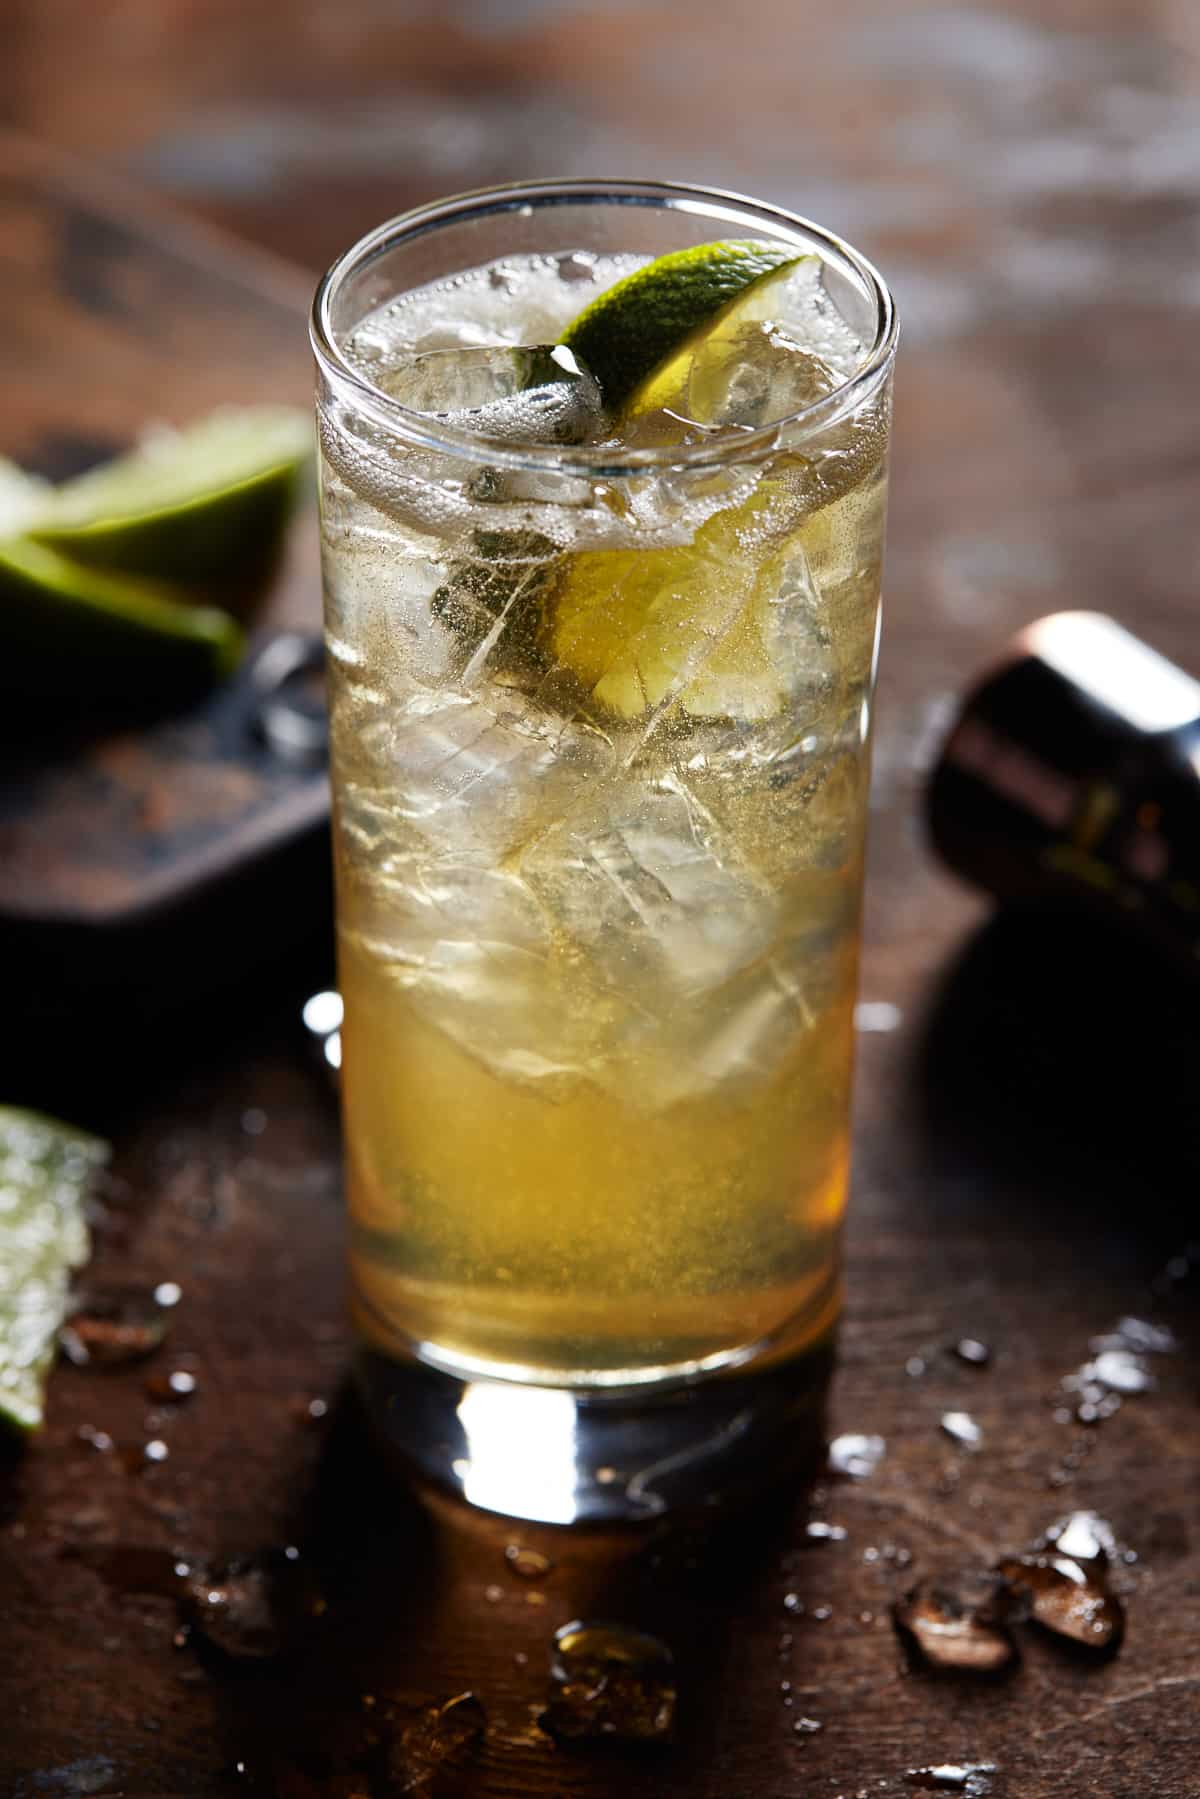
left=357, top=1334, right=834, bottom=1523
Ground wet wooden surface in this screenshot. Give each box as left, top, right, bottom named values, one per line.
left=3, top=2, right=1200, bottom=1792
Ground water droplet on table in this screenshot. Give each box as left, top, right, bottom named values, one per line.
left=505, top=1543, right=552, bottom=1579
left=904, top=1764, right=996, bottom=1794
left=145, top=1369, right=198, bottom=1402
left=291, top=1395, right=328, bottom=1425
left=941, top=1411, right=983, bottom=1449
left=181, top=1550, right=316, bottom=1660
left=59, top=1286, right=177, bottom=1366
left=540, top=1620, right=676, bottom=1744
left=805, top=1521, right=848, bottom=1543
left=828, top=1433, right=886, bottom=1478
left=1111, top=1316, right=1177, bottom=1354
left=893, top=1573, right=1018, bottom=1674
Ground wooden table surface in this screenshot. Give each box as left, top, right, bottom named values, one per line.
left=3, top=3, right=1200, bottom=1792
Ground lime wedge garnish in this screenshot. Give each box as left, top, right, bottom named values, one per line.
left=32, top=406, right=312, bottom=605
left=557, top=241, right=803, bottom=411
left=0, top=536, right=244, bottom=698
left=546, top=250, right=838, bottom=723
left=621, top=255, right=825, bottom=428
left=0, top=1106, right=107, bottom=1433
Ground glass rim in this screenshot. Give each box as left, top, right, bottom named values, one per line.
left=310, top=177, right=898, bottom=479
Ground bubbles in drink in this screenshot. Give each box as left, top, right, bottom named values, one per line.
left=322, top=241, right=888, bottom=1380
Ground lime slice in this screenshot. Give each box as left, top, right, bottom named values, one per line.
left=0, top=1106, right=107, bottom=1433
left=32, top=407, right=312, bottom=607
left=558, top=241, right=803, bottom=411
left=621, top=255, right=820, bottom=425
left=547, top=254, right=837, bottom=723
left=0, top=536, right=244, bottom=698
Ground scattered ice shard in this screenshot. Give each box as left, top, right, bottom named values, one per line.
left=995, top=1551, right=1124, bottom=1652
left=828, top=1432, right=886, bottom=1478
left=941, top=1411, right=983, bottom=1450
left=1089, top=1349, right=1154, bottom=1394
left=904, top=1765, right=997, bottom=1795
left=893, top=1573, right=1018, bottom=1675
left=1042, top=1510, right=1118, bottom=1567
left=180, top=1550, right=319, bottom=1660
left=540, top=1620, right=676, bottom=1744
left=388, top=1692, right=486, bottom=1789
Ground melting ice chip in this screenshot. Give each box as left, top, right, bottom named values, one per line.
left=381, top=343, right=605, bottom=446
left=893, top=1573, right=1017, bottom=1674
left=828, top=1432, right=886, bottom=1478
left=941, top=1410, right=983, bottom=1449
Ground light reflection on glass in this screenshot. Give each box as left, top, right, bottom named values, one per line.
left=455, top=1383, right=579, bottom=1523
left=302, top=990, right=344, bottom=1037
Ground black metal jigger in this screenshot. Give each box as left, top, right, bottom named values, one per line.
left=928, top=610, right=1200, bottom=974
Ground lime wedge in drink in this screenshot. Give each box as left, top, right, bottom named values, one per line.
left=620, top=255, right=827, bottom=429
left=32, top=406, right=312, bottom=606
left=558, top=241, right=804, bottom=411
left=0, top=535, right=244, bottom=698
left=0, top=1106, right=107, bottom=1433
left=547, top=249, right=838, bottom=722
left=545, top=486, right=810, bottom=723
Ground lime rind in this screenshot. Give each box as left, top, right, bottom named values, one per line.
left=31, top=406, right=312, bottom=597
left=0, top=535, right=245, bottom=696
left=621, top=256, right=818, bottom=424
left=40, top=407, right=312, bottom=525
left=558, top=241, right=803, bottom=410
left=0, top=1106, right=108, bottom=1434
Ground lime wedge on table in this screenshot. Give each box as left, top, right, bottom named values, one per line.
left=558, top=241, right=804, bottom=412
left=0, top=458, right=51, bottom=536
left=0, top=1107, right=107, bottom=1434
left=0, top=536, right=244, bottom=698
left=32, top=406, right=312, bottom=606
left=547, top=248, right=825, bottom=722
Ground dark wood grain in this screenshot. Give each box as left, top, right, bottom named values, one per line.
left=2, top=0, right=1200, bottom=1788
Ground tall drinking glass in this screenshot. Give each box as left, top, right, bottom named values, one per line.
left=311, top=182, right=896, bottom=1521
